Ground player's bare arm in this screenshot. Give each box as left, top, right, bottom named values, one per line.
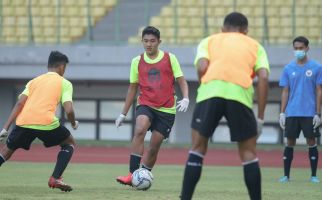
left=63, top=101, right=77, bottom=127
left=256, top=68, right=269, bottom=120
left=196, top=58, right=209, bottom=82
left=176, top=76, right=189, bottom=99
left=121, top=83, right=138, bottom=116
left=280, top=87, right=289, bottom=113
left=3, top=94, right=28, bottom=130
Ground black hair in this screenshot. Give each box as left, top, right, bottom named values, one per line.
left=293, top=36, right=309, bottom=47
left=223, top=12, right=248, bottom=30
left=142, top=26, right=160, bottom=39
left=48, top=51, right=69, bottom=68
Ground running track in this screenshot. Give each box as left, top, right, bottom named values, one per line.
left=5, top=144, right=322, bottom=168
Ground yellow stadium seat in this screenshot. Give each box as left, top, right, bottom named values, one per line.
left=150, top=16, right=163, bottom=27
left=43, top=17, right=56, bottom=26
left=128, top=36, right=140, bottom=44
left=15, top=6, right=28, bottom=16
left=12, top=0, right=28, bottom=6
left=91, top=7, right=107, bottom=17
left=2, top=6, right=14, bottom=16
left=17, top=17, right=29, bottom=26
left=4, top=36, right=17, bottom=43
left=38, top=0, right=55, bottom=6
left=18, top=36, right=29, bottom=43
left=2, top=27, right=16, bottom=36
left=32, top=27, right=43, bottom=37
left=16, top=27, right=28, bottom=36
left=3, top=17, right=16, bottom=26
left=43, top=27, right=55, bottom=36
left=160, top=6, right=174, bottom=17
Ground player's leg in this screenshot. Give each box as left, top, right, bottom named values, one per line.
left=280, top=117, right=300, bottom=182
left=226, top=100, right=261, bottom=200
left=141, top=109, right=175, bottom=170
left=302, top=117, right=320, bottom=183
left=307, top=137, right=319, bottom=182
left=0, top=126, right=36, bottom=166
left=116, top=105, right=152, bottom=185
left=130, top=114, right=151, bottom=172
left=37, top=125, right=74, bottom=191
left=281, top=138, right=296, bottom=181
left=180, top=129, right=209, bottom=200
left=141, top=130, right=164, bottom=170
left=0, top=145, right=15, bottom=166
left=180, top=98, right=223, bottom=200
left=238, top=137, right=261, bottom=200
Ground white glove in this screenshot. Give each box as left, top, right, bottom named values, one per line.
left=313, top=114, right=321, bottom=129
left=72, top=121, right=79, bottom=130
left=0, top=129, right=9, bottom=142
left=257, top=118, right=264, bottom=136
left=279, top=113, right=286, bottom=130
left=176, top=98, right=189, bottom=112
left=115, top=114, right=126, bottom=128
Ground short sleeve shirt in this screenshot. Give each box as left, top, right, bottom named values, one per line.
left=20, top=73, right=73, bottom=130
left=279, top=60, right=322, bottom=117
left=129, top=50, right=183, bottom=114
left=194, top=36, right=270, bottom=108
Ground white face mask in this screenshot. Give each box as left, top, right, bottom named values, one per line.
left=294, top=50, right=306, bottom=60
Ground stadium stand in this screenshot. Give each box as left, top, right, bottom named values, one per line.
left=1, top=0, right=320, bottom=45
left=0, top=0, right=117, bottom=44
left=128, top=0, right=322, bottom=45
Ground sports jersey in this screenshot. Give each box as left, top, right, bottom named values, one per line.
left=138, top=52, right=175, bottom=108
left=17, top=72, right=73, bottom=130
left=130, top=50, right=183, bottom=114
left=194, top=33, right=270, bottom=108
left=279, top=59, right=322, bottom=117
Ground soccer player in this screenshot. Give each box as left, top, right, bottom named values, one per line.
left=0, top=51, right=78, bottom=192
left=115, top=26, right=189, bottom=186
left=278, top=36, right=322, bottom=183
left=180, top=12, right=269, bottom=200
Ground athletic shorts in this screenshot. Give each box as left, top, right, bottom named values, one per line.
left=285, top=117, right=321, bottom=139
left=135, top=105, right=175, bottom=138
left=191, top=97, right=257, bottom=142
left=6, top=125, right=71, bottom=150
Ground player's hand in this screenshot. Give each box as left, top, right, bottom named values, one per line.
left=313, top=114, right=321, bottom=129
left=257, top=118, right=264, bottom=136
left=72, top=121, right=79, bottom=130
left=176, top=98, right=189, bottom=112
left=279, top=113, right=286, bottom=129
left=0, top=129, right=9, bottom=142
left=115, top=114, right=126, bottom=128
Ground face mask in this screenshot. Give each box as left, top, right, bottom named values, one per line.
left=294, top=50, right=306, bottom=60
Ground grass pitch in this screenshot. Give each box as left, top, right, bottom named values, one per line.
left=0, top=162, right=321, bottom=200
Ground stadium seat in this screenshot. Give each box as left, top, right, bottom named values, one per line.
left=1, top=0, right=117, bottom=44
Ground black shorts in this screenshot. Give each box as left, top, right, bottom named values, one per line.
left=6, top=125, right=71, bottom=150
left=191, top=97, right=257, bottom=142
left=285, top=117, right=321, bottom=139
left=135, top=105, right=175, bottom=138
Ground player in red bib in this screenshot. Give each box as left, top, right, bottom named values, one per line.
left=115, top=26, right=189, bottom=186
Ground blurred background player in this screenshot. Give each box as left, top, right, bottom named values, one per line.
left=180, top=12, right=269, bottom=200
left=0, top=51, right=78, bottom=192
left=279, top=36, right=322, bottom=183
left=115, top=26, right=189, bottom=186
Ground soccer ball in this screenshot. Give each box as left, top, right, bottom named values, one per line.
left=131, top=168, right=154, bottom=190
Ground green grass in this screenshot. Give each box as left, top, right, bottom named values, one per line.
left=0, top=162, right=321, bottom=200
left=63, top=139, right=310, bottom=151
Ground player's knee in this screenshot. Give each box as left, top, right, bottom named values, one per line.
left=240, top=150, right=257, bottom=162
left=134, top=127, right=147, bottom=137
